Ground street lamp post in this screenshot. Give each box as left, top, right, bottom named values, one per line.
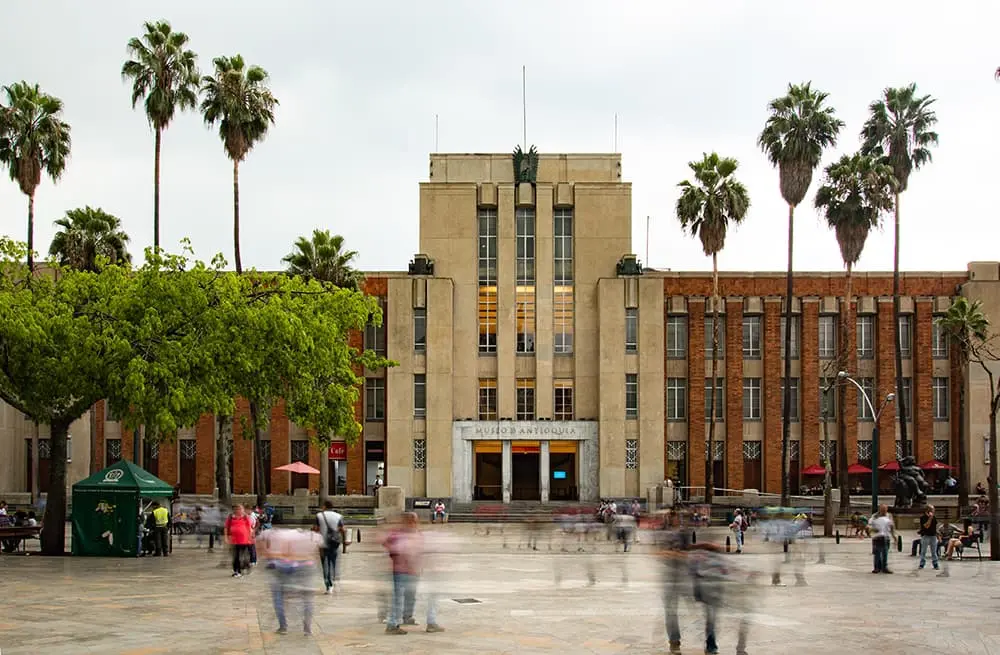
left=837, top=371, right=894, bottom=515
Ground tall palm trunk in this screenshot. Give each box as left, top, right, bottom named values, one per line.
left=232, top=160, right=242, bottom=275
left=706, top=253, right=720, bottom=505
left=216, top=414, right=232, bottom=506
left=892, top=192, right=908, bottom=459
left=822, top=399, right=833, bottom=536
left=781, top=203, right=795, bottom=506
left=957, top=351, right=969, bottom=509
left=837, top=267, right=853, bottom=513
left=26, top=192, right=35, bottom=272
left=153, top=126, right=162, bottom=252
left=987, top=388, right=999, bottom=561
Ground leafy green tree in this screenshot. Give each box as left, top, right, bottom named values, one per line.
left=49, top=206, right=132, bottom=271
left=938, top=297, right=989, bottom=510
left=860, top=83, right=939, bottom=461
left=200, top=55, right=278, bottom=274
left=675, top=153, right=750, bottom=504
left=121, top=20, right=200, bottom=252
left=282, top=230, right=361, bottom=290
left=759, top=82, right=844, bottom=505
left=0, top=82, right=72, bottom=272
left=815, top=153, right=894, bottom=519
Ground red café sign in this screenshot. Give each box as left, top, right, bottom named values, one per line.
left=328, top=441, right=347, bottom=461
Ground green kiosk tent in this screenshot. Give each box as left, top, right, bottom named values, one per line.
left=71, top=460, right=174, bottom=557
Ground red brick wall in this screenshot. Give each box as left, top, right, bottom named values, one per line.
left=801, top=301, right=820, bottom=468
left=686, top=301, right=706, bottom=489
left=663, top=274, right=965, bottom=298
left=93, top=400, right=106, bottom=473
left=914, top=300, right=934, bottom=463
left=876, top=301, right=898, bottom=464
left=232, top=398, right=253, bottom=495
left=194, top=413, right=215, bottom=494
left=763, top=302, right=782, bottom=494
left=725, top=301, right=744, bottom=491
left=159, top=439, right=177, bottom=485
left=842, top=298, right=859, bottom=466
left=121, top=424, right=134, bottom=463
left=270, top=400, right=290, bottom=494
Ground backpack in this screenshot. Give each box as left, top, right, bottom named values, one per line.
left=320, top=511, right=341, bottom=550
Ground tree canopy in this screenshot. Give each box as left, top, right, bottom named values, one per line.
left=49, top=206, right=131, bottom=271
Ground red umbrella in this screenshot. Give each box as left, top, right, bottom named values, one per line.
left=802, top=464, right=827, bottom=475
left=919, top=460, right=954, bottom=471
left=847, top=463, right=873, bottom=474
left=274, top=461, right=320, bottom=475
left=878, top=461, right=900, bottom=471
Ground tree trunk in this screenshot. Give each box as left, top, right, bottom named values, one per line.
left=40, top=419, right=70, bottom=555
left=822, top=405, right=833, bottom=537
left=892, top=192, right=909, bottom=459
left=31, top=421, right=39, bottom=505
left=153, top=126, right=162, bottom=252
left=987, top=372, right=999, bottom=561
left=320, top=448, right=329, bottom=503
left=89, top=402, right=98, bottom=475
left=838, top=267, right=853, bottom=514
left=781, top=203, right=796, bottom=506
left=957, top=363, right=969, bottom=509
left=216, top=414, right=232, bottom=506
left=705, top=252, right=720, bottom=506
left=249, top=400, right=268, bottom=509
left=233, top=160, right=242, bottom=275
left=27, top=192, right=35, bottom=273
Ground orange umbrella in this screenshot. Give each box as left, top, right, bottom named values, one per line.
left=274, top=461, right=320, bottom=475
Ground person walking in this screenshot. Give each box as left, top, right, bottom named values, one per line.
left=915, top=505, right=940, bottom=573
left=261, top=528, right=321, bottom=636
left=151, top=501, right=170, bottom=557
left=383, top=512, right=423, bottom=634
left=729, top=509, right=745, bottom=554
left=224, top=504, right=254, bottom=578
left=869, top=504, right=895, bottom=574
left=314, top=500, right=346, bottom=594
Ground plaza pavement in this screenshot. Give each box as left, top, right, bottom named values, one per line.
left=1, top=524, right=999, bottom=655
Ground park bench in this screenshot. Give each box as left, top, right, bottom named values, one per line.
left=0, top=526, right=41, bottom=554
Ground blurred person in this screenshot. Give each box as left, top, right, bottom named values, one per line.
left=151, top=501, right=170, bottom=557
left=914, top=505, right=940, bottom=572
left=615, top=511, right=636, bottom=553
left=260, top=527, right=321, bottom=636
left=729, top=509, right=745, bottom=554
left=657, top=510, right=692, bottom=654
left=224, top=504, right=254, bottom=577
left=690, top=542, right=729, bottom=655
left=248, top=506, right=260, bottom=567
left=869, top=504, right=895, bottom=574
left=314, top=500, right=346, bottom=594
left=383, top=512, right=423, bottom=634
left=421, top=526, right=452, bottom=633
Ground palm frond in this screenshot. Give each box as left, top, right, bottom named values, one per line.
left=675, top=152, right=750, bottom=257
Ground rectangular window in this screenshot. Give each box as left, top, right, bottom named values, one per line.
left=704, top=316, right=725, bottom=358
left=933, top=439, right=950, bottom=463
left=625, top=374, right=639, bottom=419
left=789, top=441, right=800, bottom=461
left=742, top=315, right=761, bottom=359
left=626, top=308, right=640, bottom=353
left=365, top=378, right=385, bottom=420
left=856, top=315, right=875, bottom=359
left=743, top=441, right=762, bottom=461
left=819, top=440, right=837, bottom=467
left=780, top=316, right=800, bottom=359
left=898, top=315, right=912, bottom=358
left=665, top=314, right=686, bottom=358
left=819, top=315, right=837, bottom=358
left=478, top=208, right=497, bottom=353
left=364, top=298, right=387, bottom=357
left=933, top=377, right=949, bottom=420
left=413, top=439, right=426, bottom=470
left=742, top=378, right=761, bottom=420
left=413, top=308, right=426, bottom=352
left=554, top=379, right=574, bottom=420
left=413, top=374, right=426, bottom=417
left=554, top=208, right=574, bottom=354
left=104, top=403, right=118, bottom=422
left=106, top=438, right=122, bottom=466
left=858, top=377, right=875, bottom=420
left=704, top=378, right=724, bottom=420
left=857, top=440, right=873, bottom=461
left=705, top=440, right=725, bottom=462
left=781, top=378, right=800, bottom=421
left=898, top=378, right=912, bottom=421
left=932, top=317, right=948, bottom=359
left=625, top=439, right=638, bottom=470
left=666, top=378, right=687, bottom=421
left=516, top=378, right=535, bottom=421
left=516, top=207, right=536, bottom=354
left=820, top=377, right=837, bottom=421
left=478, top=378, right=497, bottom=420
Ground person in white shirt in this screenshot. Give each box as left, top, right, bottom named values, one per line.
left=313, top=500, right=346, bottom=594
left=869, top=504, right=895, bottom=574
left=730, top=509, right=745, bottom=553
left=261, top=528, right=322, bottom=635
left=0, top=501, right=7, bottom=516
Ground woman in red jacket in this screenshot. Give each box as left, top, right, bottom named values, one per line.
left=225, top=504, right=254, bottom=577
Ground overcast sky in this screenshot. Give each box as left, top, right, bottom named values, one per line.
left=1, top=1, right=996, bottom=275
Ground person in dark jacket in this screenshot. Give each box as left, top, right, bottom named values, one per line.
left=916, top=505, right=939, bottom=571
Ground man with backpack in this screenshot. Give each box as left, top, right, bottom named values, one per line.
left=314, top=500, right=346, bottom=594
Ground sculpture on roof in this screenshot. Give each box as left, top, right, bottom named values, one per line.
left=512, top=144, right=539, bottom=183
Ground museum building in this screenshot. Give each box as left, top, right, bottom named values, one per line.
left=3, top=151, right=1000, bottom=504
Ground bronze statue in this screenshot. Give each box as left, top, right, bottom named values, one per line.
left=892, top=455, right=929, bottom=509
left=512, top=145, right=539, bottom=183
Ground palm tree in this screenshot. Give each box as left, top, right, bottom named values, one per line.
left=0, top=81, right=72, bottom=272
left=282, top=229, right=361, bottom=290
left=759, top=82, right=844, bottom=505
left=860, top=84, right=938, bottom=463
left=676, top=153, right=750, bottom=506
left=121, top=20, right=200, bottom=253
left=49, top=206, right=132, bottom=271
left=938, top=297, right=988, bottom=511
left=815, top=153, right=895, bottom=515
left=200, top=55, right=278, bottom=275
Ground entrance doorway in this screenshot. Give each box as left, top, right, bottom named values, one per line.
left=550, top=440, right=578, bottom=500
left=513, top=454, right=540, bottom=500
left=474, top=441, right=502, bottom=500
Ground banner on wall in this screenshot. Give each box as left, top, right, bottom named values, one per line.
left=328, top=441, right=347, bottom=461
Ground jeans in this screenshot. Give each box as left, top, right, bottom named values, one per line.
left=919, top=535, right=939, bottom=568
left=734, top=529, right=744, bottom=551
left=427, top=590, right=440, bottom=625
left=232, top=544, right=250, bottom=574
left=271, top=564, right=314, bottom=632
left=321, top=547, right=340, bottom=590
left=872, top=536, right=889, bottom=572
left=389, top=573, right=417, bottom=627
left=703, top=603, right=718, bottom=652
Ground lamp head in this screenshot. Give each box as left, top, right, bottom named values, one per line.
left=837, top=371, right=848, bottom=379
left=886, top=393, right=895, bottom=402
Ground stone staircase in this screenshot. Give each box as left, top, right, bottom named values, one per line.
left=446, top=500, right=596, bottom=523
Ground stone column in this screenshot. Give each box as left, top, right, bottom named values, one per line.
left=540, top=440, right=551, bottom=503
left=502, top=440, right=512, bottom=504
